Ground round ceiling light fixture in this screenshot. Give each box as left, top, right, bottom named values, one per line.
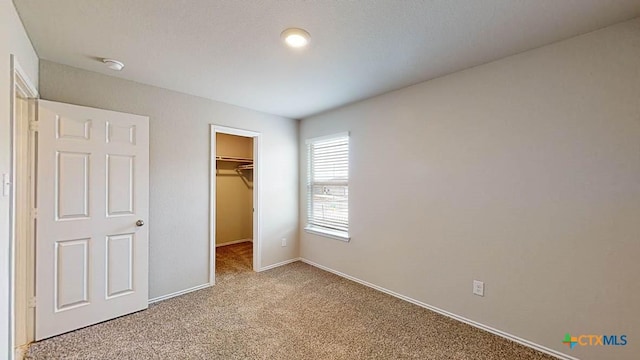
left=102, top=58, right=125, bottom=71
left=281, top=28, right=311, bottom=48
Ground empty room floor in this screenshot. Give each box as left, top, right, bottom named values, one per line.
left=27, top=242, right=553, bottom=359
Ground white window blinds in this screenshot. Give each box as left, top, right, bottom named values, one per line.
left=306, top=133, right=349, bottom=238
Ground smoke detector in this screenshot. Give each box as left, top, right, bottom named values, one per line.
left=102, top=58, right=124, bottom=71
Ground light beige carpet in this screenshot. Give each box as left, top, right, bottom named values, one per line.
left=27, top=242, right=554, bottom=359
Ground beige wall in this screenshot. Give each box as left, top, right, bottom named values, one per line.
left=216, top=133, right=253, bottom=245
left=217, top=133, right=253, bottom=159
left=39, top=61, right=299, bottom=299
left=299, top=18, right=640, bottom=360
left=0, top=0, right=39, bottom=356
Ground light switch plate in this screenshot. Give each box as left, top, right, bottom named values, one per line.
left=2, top=173, right=10, bottom=197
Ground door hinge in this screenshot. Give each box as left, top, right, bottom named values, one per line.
left=28, top=297, right=36, bottom=308
left=29, top=121, right=38, bottom=132
left=31, top=208, right=38, bottom=219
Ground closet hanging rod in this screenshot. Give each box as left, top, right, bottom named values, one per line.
left=236, top=164, right=254, bottom=170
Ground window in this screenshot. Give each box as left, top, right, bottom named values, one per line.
left=305, top=132, right=350, bottom=241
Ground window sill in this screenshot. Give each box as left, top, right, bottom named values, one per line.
left=304, top=226, right=350, bottom=242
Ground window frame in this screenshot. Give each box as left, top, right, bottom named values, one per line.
left=304, top=132, right=351, bottom=242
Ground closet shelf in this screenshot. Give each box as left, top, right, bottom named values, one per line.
left=216, top=155, right=253, bottom=163
left=216, top=155, right=253, bottom=171
left=236, top=164, right=254, bottom=171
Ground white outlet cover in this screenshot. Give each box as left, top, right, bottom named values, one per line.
left=473, top=280, right=485, bottom=297
left=281, top=238, right=287, bottom=247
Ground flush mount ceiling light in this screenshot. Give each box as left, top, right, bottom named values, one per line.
left=102, top=58, right=124, bottom=71
left=281, top=28, right=311, bottom=48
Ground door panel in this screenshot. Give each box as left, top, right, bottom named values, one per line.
left=106, top=233, right=135, bottom=298
left=56, top=151, right=90, bottom=219
left=56, top=116, right=91, bottom=140
left=36, top=100, right=149, bottom=340
left=106, top=121, right=136, bottom=145
left=55, top=238, right=90, bottom=311
left=106, top=154, right=135, bottom=216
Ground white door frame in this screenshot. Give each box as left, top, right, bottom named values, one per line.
left=209, top=125, right=261, bottom=284
left=9, top=55, right=38, bottom=360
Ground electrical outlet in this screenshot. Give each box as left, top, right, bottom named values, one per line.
left=281, top=238, right=287, bottom=247
left=473, top=280, right=484, bottom=297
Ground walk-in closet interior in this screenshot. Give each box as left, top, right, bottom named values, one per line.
left=215, top=133, right=254, bottom=270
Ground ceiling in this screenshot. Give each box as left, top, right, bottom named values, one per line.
left=13, top=0, right=640, bottom=119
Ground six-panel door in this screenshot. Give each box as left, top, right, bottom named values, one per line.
left=36, top=100, right=149, bottom=340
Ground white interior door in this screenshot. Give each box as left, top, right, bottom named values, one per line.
left=35, top=100, right=149, bottom=340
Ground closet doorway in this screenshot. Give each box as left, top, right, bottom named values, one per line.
left=209, top=125, right=261, bottom=284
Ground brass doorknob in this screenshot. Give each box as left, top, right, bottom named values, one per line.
left=136, top=220, right=145, bottom=227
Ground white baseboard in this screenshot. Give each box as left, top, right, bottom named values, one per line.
left=257, top=257, right=301, bottom=272
left=299, top=258, right=576, bottom=360
left=148, top=283, right=211, bottom=304
left=216, top=239, right=253, bottom=247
